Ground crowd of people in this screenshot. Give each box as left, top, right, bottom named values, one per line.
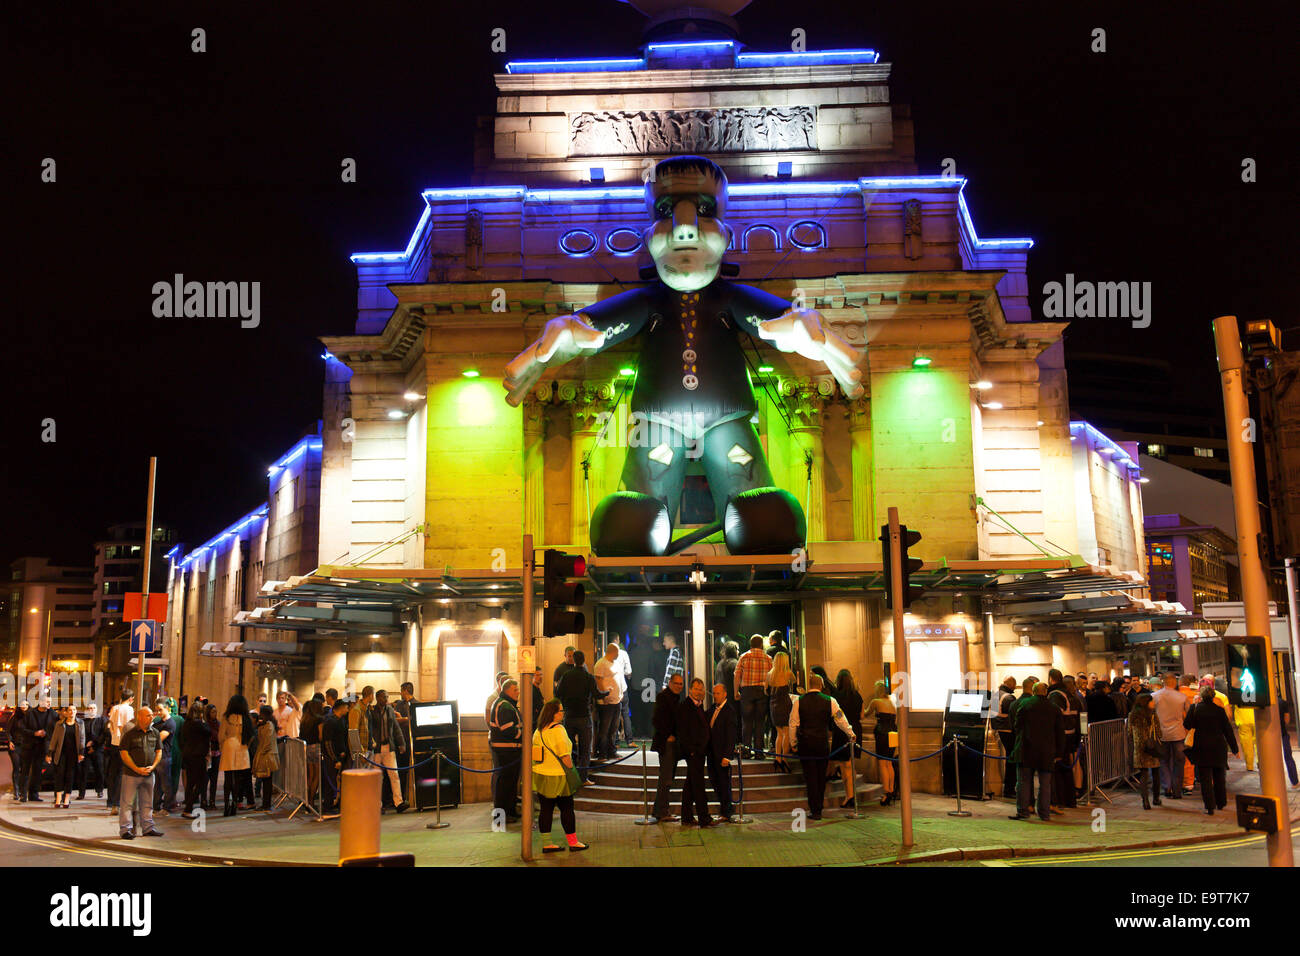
left=1, top=680, right=423, bottom=837
left=8, top=661, right=1296, bottom=845
left=505, top=632, right=881, bottom=832
left=997, top=669, right=1296, bottom=822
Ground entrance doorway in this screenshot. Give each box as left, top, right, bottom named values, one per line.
left=597, top=601, right=797, bottom=739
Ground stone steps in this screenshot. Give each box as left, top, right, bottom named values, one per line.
left=573, top=759, right=881, bottom=815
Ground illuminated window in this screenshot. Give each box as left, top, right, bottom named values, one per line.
left=1146, top=443, right=1166, bottom=457
left=1193, top=447, right=1215, bottom=458
left=905, top=639, right=963, bottom=711
left=443, top=644, right=498, bottom=717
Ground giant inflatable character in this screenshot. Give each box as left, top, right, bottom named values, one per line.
left=504, top=156, right=863, bottom=556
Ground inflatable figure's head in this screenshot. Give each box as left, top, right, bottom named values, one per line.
left=644, top=155, right=729, bottom=292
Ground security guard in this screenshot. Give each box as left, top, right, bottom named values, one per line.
left=488, top=679, right=523, bottom=823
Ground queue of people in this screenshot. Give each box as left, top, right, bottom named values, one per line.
left=2, top=682, right=424, bottom=830
left=996, top=668, right=1283, bottom=822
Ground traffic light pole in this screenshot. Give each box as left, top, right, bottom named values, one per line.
left=1213, top=316, right=1293, bottom=868
left=887, top=507, right=914, bottom=848
left=136, top=457, right=157, bottom=708
left=520, top=533, right=534, bottom=862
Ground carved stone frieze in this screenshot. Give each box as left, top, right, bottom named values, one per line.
left=570, top=106, right=817, bottom=156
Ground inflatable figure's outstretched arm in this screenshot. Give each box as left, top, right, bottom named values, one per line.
left=503, top=314, right=607, bottom=406
left=757, top=309, right=864, bottom=400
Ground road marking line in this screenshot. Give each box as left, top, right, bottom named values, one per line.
left=1002, top=834, right=1264, bottom=865
left=0, top=828, right=206, bottom=866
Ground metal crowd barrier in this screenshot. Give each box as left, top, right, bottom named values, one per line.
left=1083, top=717, right=1137, bottom=805
left=278, top=737, right=321, bottom=820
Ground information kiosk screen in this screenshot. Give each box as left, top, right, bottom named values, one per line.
left=947, top=691, right=985, bottom=716
left=415, top=703, right=454, bottom=727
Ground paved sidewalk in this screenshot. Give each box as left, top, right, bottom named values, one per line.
left=3, top=767, right=1293, bottom=866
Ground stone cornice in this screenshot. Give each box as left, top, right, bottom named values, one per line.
left=495, top=63, right=893, bottom=94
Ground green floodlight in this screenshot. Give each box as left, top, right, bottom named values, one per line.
left=911, top=354, right=933, bottom=368
left=462, top=368, right=480, bottom=378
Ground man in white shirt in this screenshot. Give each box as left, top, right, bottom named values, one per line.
left=614, top=639, right=634, bottom=747
left=106, top=689, right=136, bottom=811
left=1151, top=674, right=1190, bottom=799
left=275, top=691, right=302, bottom=739
left=592, top=644, right=623, bottom=761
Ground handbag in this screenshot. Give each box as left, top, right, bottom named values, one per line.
left=534, top=732, right=581, bottom=798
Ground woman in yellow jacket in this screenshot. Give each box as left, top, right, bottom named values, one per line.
left=532, top=698, right=587, bottom=853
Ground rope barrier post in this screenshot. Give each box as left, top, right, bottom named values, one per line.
left=732, top=747, right=752, bottom=824
left=633, top=741, right=654, bottom=825
left=948, top=739, right=971, bottom=817
left=425, top=751, right=449, bottom=830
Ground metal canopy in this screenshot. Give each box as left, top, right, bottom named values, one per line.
left=227, top=554, right=1187, bottom=634
left=199, top=640, right=313, bottom=662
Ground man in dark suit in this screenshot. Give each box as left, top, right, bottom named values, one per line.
left=706, top=683, right=738, bottom=821
left=1008, top=682, right=1065, bottom=822
left=648, top=673, right=684, bottom=823
left=676, top=678, right=713, bottom=827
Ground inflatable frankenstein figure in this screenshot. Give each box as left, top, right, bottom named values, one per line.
left=504, top=156, right=863, bottom=557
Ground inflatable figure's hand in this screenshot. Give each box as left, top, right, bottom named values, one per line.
left=503, top=314, right=606, bottom=406
left=757, top=309, right=864, bottom=400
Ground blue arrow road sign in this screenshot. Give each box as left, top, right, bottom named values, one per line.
left=130, top=619, right=158, bottom=654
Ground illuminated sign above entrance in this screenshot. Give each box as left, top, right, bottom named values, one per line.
left=904, top=624, right=967, bottom=640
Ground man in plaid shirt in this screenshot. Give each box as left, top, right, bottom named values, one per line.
left=735, top=635, right=771, bottom=757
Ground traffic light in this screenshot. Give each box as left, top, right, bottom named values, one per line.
left=1224, top=635, right=1271, bottom=707
left=542, top=550, right=586, bottom=637
left=879, top=524, right=924, bottom=610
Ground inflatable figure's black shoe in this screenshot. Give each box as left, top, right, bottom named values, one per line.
left=723, top=487, right=807, bottom=555
left=590, top=492, right=673, bottom=557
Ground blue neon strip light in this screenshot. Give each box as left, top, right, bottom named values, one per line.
left=267, top=436, right=323, bottom=475
left=505, top=57, right=644, bottom=74
left=737, top=49, right=879, bottom=67
left=349, top=201, right=433, bottom=264
left=526, top=187, right=642, bottom=203
left=163, top=545, right=182, bottom=561
left=957, top=185, right=1034, bottom=251
left=178, top=506, right=268, bottom=570
left=1070, top=421, right=1141, bottom=476
left=504, top=47, right=879, bottom=75
left=352, top=177, right=1033, bottom=261
left=176, top=438, right=322, bottom=569
left=646, top=41, right=738, bottom=53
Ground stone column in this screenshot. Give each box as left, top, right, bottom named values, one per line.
left=559, top=381, right=613, bottom=549
left=847, top=395, right=873, bottom=541
left=781, top=378, right=832, bottom=544
left=521, top=383, right=550, bottom=543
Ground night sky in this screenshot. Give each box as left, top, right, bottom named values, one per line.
left=4, top=0, right=1297, bottom=568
